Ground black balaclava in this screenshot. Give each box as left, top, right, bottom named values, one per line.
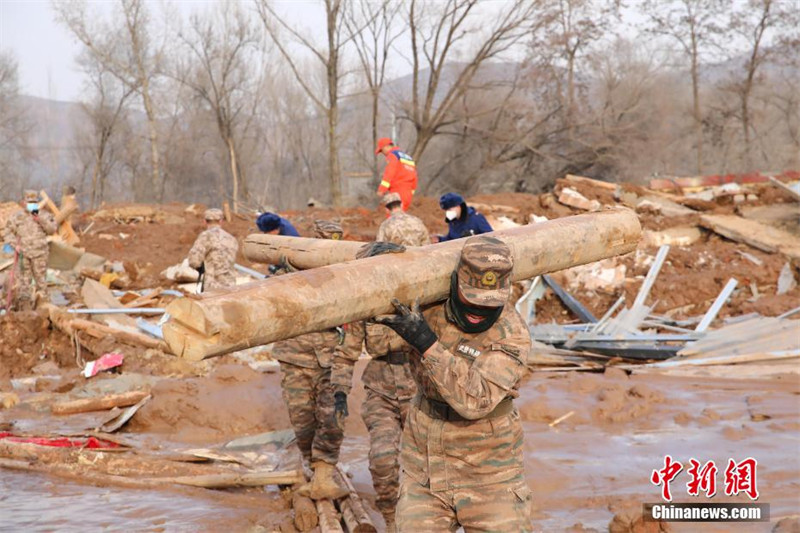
left=445, top=272, right=504, bottom=334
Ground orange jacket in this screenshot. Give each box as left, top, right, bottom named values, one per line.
left=378, top=149, right=418, bottom=200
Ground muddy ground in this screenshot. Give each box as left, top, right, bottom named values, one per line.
left=1, top=186, right=799, bottom=531
left=2, top=357, right=798, bottom=531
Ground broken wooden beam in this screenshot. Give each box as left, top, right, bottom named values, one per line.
left=51, top=390, right=150, bottom=415
left=40, top=189, right=80, bottom=245
left=163, top=209, right=642, bottom=360
left=700, top=214, right=800, bottom=260
left=48, top=307, right=168, bottom=351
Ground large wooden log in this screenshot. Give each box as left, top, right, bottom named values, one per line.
left=243, top=233, right=365, bottom=269
left=164, top=209, right=641, bottom=360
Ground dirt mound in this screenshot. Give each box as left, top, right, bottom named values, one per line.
left=128, top=362, right=289, bottom=443
left=0, top=312, right=74, bottom=382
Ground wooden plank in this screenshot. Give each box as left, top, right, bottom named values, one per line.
left=52, top=390, right=150, bottom=415
left=153, top=469, right=304, bottom=488
left=699, top=214, right=800, bottom=260
left=40, top=189, right=79, bottom=245
left=768, top=176, right=800, bottom=202
left=564, top=174, right=617, bottom=190
left=335, top=465, right=376, bottom=533
left=81, top=278, right=138, bottom=330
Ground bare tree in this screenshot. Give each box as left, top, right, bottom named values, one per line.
left=256, top=0, right=367, bottom=207
left=345, top=0, right=402, bottom=184
left=642, top=0, right=726, bottom=174
left=177, top=3, right=262, bottom=212
left=0, top=51, right=31, bottom=197
left=55, top=0, right=165, bottom=200
left=725, top=0, right=798, bottom=169
left=78, top=62, right=135, bottom=208
left=400, top=0, right=540, bottom=163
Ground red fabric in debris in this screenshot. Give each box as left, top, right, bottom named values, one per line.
left=0, top=432, right=121, bottom=449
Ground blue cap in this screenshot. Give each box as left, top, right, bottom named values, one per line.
left=439, top=192, right=465, bottom=210
left=257, top=212, right=281, bottom=232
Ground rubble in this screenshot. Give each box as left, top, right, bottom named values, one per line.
left=1, top=175, right=798, bottom=530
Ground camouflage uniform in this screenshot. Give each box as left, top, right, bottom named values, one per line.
left=376, top=210, right=430, bottom=247
left=2, top=191, right=57, bottom=309
left=187, top=209, right=238, bottom=291
left=391, top=237, right=534, bottom=532
left=274, top=327, right=360, bottom=465
left=275, top=220, right=359, bottom=467
left=332, top=320, right=416, bottom=517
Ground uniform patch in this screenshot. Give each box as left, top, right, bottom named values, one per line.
left=457, top=344, right=482, bottom=358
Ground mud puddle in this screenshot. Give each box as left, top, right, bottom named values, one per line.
left=0, top=469, right=269, bottom=532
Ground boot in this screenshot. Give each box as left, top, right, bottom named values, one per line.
left=308, top=461, right=349, bottom=500
left=381, top=511, right=396, bottom=533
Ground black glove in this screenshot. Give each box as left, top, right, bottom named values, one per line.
left=268, top=264, right=279, bottom=275
left=375, top=298, right=438, bottom=354
left=196, top=263, right=205, bottom=276
left=334, top=391, right=348, bottom=430
left=356, top=241, right=406, bottom=259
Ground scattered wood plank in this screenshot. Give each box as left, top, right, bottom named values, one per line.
left=699, top=214, right=800, bottom=260
left=40, top=189, right=79, bottom=245
left=768, top=176, right=800, bottom=202
left=81, top=278, right=138, bottom=330
left=52, top=390, right=150, bottom=415
left=153, top=469, right=304, bottom=488
left=564, top=174, right=617, bottom=190
left=49, top=309, right=167, bottom=351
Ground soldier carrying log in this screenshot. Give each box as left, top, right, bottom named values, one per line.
left=377, top=235, right=533, bottom=532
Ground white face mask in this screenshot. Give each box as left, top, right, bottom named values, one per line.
left=445, top=209, right=459, bottom=221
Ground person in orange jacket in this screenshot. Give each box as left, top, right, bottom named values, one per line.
left=375, top=137, right=418, bottom=212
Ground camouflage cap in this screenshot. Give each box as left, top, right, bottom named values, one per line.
left=456, top=235, right=513, bottom=307
left=24, top=190, right=39, bottom=203
left=204, top=208, right=224, bottom=222
left=382, top=192, right=402, bottom=207
left=314, top=219, right=343, bottom=240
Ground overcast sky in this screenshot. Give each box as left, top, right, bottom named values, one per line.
left=0, top=0, right=328, bottom=103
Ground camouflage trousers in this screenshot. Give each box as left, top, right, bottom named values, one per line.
left=11, top=254, right=47, bottom=310
left=396, top=473, right=533, bottom=533
left=279, top=361, right=343, bottom=465
left=362, top=389, right=411, bottom=514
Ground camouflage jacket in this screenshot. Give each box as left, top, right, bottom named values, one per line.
left=402, top=301, right=531, bottom=491
left=3, top=210, right=57, bottom=258
left=274, top=326, right=357, bottom=369
left=376, top=211, right=430, bottom=247
left=187, top=225, right=238, bottom=289
left=332, top=320, right=416, bottom=400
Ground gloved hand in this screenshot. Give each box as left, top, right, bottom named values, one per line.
left=334, top=391, right=348, bottom=430
left=279, top=254, right=298, bottom=273
left=356, top=241, right=406, bottom=259
left=375, top=298, right=438, bottom=354
left=196, top=263, right=205, bottom=276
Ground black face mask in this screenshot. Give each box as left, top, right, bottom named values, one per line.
left=445, top=272, right=504, bottom=333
